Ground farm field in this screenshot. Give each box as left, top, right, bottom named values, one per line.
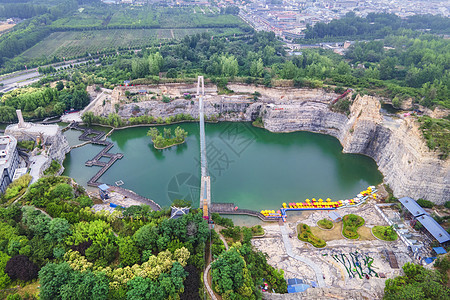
left=0, top=23, right=15, bottom=35
left=20, top=27, right=245, bottom=59
left=50, top=6, right=240, bottom=30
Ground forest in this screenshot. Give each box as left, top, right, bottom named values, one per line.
left=41, top=28, right=447, bottom=110
left=0, top=175, right=286, bottom=299
left=0, top=81, right=90, bottom=123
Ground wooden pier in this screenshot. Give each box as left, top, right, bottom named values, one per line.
left=68, top=122, right=161, bottom=211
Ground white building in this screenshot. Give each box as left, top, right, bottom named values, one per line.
left=0, top=135, right=19, bottom=194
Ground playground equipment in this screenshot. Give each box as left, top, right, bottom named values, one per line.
left=261, top=186, right=378, bottom=222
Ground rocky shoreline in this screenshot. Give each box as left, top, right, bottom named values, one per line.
left=87, top=83, right=449, bottom=204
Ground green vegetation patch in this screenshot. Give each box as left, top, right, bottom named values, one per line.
left=372, top=226, right=398, bottom=241
left=16, top=140, right=35, bottom=152
left=211, top=245, right=287, bottom=298
left=21, top=28, right=238, bottom=60
left=1, top=174, right=32, bottom=204
left=147, top=126, right=187, bottom=149
left=43, top=160, right=61, bottom=176
left=297, top=223, right=326, bottom=248
left=252, top=117, right=264, bottom=128
left=317, top=218, right=334, bottom=230
left=416, top=198, right=434, bottom=208
left=342, top=214, right=365, bottom=239
left=384, top=262, right=450, bottom=299
left=211, top=213, right=234, bottom=228
left=418, top=116, right=450, bottom=159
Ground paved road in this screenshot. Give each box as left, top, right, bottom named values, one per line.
left=204, top=263, right=218, bottom=300
left=218, top=232, right=229, bottom=251
left=279, top=225, right=326, bottom=287
left=29, top=155, right=49, bottom=184
left=0, top=59, right=97, bottom=93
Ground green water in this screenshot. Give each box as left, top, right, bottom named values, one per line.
left=63, top=122, right=383, bottom=210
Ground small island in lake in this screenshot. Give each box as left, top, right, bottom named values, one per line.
left=147, top=126, right=188, bottom=149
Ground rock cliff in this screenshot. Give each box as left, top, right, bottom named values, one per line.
left=89, top=83, right=449, bottom=203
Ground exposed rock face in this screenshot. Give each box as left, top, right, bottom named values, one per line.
left=89, top=83, right=449, bottom=203
left=6, top=124, right=71, bottom=176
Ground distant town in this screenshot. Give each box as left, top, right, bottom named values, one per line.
left=100, top=0, right=450, bottom=49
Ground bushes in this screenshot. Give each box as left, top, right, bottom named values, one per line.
left=43, top=160, right=61, bottom=176
left=384, top=262, right=450, bottom=300
left=342, top=214, right=364, bottom=239
left=220, top=226, right=241, bottom=242
left=1, top=174, right=32, bottom=203
left=297, top=223, right=326, bottom=248
left=5, top=255, right=39, bottom=282
left=211, top=213, right=234, bottom=228
left=417, top=198, right=434, bottom=208
left=418, top=116, right=450, bottom=159
left=372, top=226, right=398, bottom=241
left=317, top=218, right=333, bottom=229
left=16, top=140, right=35, bottom=151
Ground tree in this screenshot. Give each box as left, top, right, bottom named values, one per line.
left=220, top=55, right=238, bottom=77
left=39, top=262, right=73, bottom=300
left=148, top=52, right=164, bottom=76
left=56, top=81, right=64, bottom=91
left=45, top=218, right=71, bottom=243
left=210, top=247, right=255, bottom=298
left=82, top=111, right=95, bottom=126
left=127, top=276, right=164, bottom=300
left=134, top=224, right=158, bottom=251
left=53, top=102, right=65, bottom=115
left=250, top=58, right=264, bottom=78
left=166, top=68, right=177, bottom=78
left=5, top=255, right=39, bottom=281
left=51, top=183, right=73, bottom=200
left=59, top=270, right=109, bottom=300
left=35, top=106, right=45, bottom=118
left=0, top=251, right=11, bottom=289
left=21, top=206, right=51, bottom=236
left=147, top=127, right=159, bottom=140
left=77, top=195, right=93, bottom=208
left=379, top=57, right=397, bottom=80
left=174, top=126, right=187, bottom=141
left=118, top=236, right=140, bottom=267
left=281, top=61, right=297, bottom=79
left=0, top=106, right=16, bottom=123
left=132, top=58, right=148, bottom=79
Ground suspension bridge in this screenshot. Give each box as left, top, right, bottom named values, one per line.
left=197, top=76, right=211, bottom=220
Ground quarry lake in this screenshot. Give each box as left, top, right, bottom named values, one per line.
left=63, top=122, right=383, bottom=210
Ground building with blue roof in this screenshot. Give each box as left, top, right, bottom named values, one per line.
left=398, top=197, right=427, bottom=218
left=286, top=278, right=310, bottom=294
left=399, top=197, right=450, bottom=244
left=416, top=214, right=450, bottom=244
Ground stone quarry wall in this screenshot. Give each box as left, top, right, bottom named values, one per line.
left=6, top=125, right=71, bottom=177
left=89, top=83, right=449, bottom=203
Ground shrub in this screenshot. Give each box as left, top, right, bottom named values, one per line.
left=342, top=214, right=364, bottom=239
left=43, top=160, right=61, bottom=176
left=372, top=226, right=398, bottom=241
left=317, top=218, right=333, bottom=229
left=5, top=255, right=39, bottom=282
left=417, top=199, right=434, bottom=208
left=1, top=174, right=32, bottom=202
left=297, top=223, right=326, bottom=248
left=211, top=213, right=234, bottom=228
left=445, top=201, right=450, bottom=209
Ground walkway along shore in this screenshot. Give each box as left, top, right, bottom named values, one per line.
left=68, top=122, right=161, bottom=211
